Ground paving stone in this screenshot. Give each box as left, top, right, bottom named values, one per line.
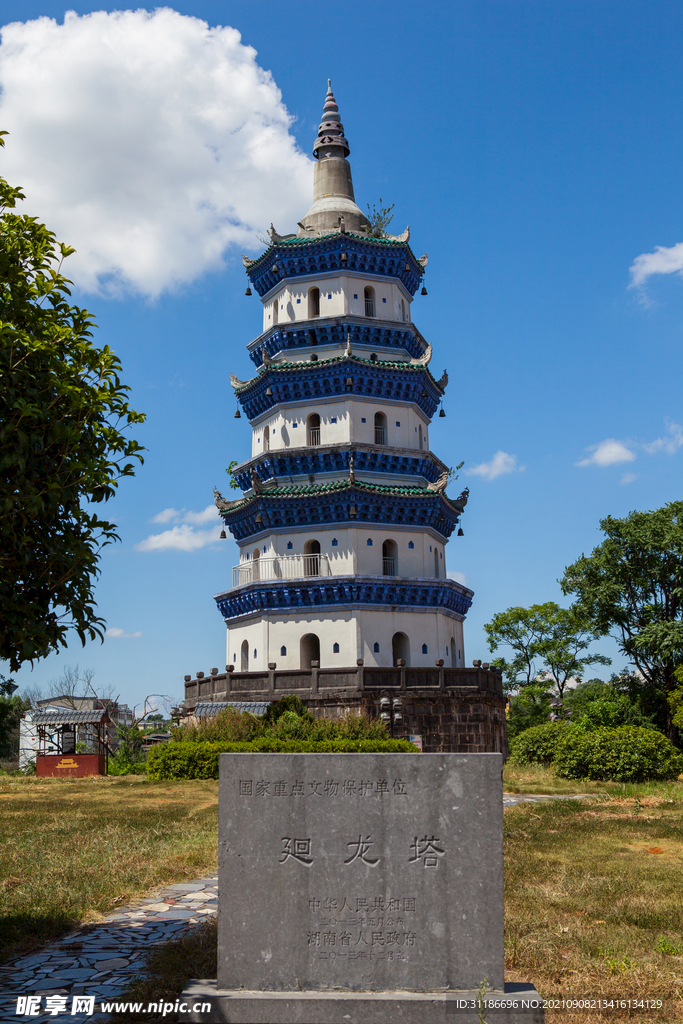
left=166, top=882, right=207, bottom=891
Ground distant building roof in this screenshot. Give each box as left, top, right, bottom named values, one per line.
left=31, top=710, right=111, bottom=726
left=193, top=701, right=272, bottom=718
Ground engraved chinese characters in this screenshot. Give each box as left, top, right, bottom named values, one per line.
left=218, top=753, right=505, bottom=993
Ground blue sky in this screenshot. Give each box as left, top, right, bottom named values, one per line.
left=3, top=0, right=683, bottom=708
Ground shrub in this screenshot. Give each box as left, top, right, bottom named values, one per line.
left=508, top=722, right=572, bottom=765
left=553, top=726, right=683, bottom=782
left=146, top=738, right=417, bottom=780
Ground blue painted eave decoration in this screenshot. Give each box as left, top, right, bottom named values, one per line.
left=232, top=447, right=447, bottom=490
left=214, top=575, right=474, bottom=622
left=245, top=233, right=425, bottom=298
left=248, top=318, right=428, bottom=368
left=234, top=357, right=443, bottom=420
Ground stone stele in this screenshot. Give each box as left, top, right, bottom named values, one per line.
left=180, top=752, right=543, bottom=1023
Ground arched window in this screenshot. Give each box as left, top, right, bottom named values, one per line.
left=252, top=548, right=260, bottom=581
left=308, top=287, right=320, bottom=318
left=307, top=413, right=321, bottom=447
left=401, top=299, right=406, bottom=322
left=450, top=637, right=456, bottom=664
left=434, top=547, right=439, bottom=578
left=382, top=539, right=398, bottom=576
left=392, top=632, right=410, bottom=666
left=272, top=299, right=278, bottom=326
left=374, top=411, right=387, bottom=446
left=263, top=425, right=270, bottom=452
left=304, top=539, right=321, bottom=576
left=364, top=286, right=375, bottom=318
left=333, top=642, right=340, bottom=653
left=422, top=643, right=428, bottom=655
left=240, top=640, right=249, bottom=671
left=373, top=642, right=380, bottom=653
left=300, top=633, right=320, bottom=669
left=281, top=645, right=287, bottom=657
left=418, top=424, right=423, bottom=450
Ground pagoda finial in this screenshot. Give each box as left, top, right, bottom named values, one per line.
left=313, top=78, right=350, bottom=159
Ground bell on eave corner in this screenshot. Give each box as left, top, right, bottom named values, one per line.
left=457, top=527, right=464, bottom=537
left=234, top=408, right=241, bottom=419
left=245, top=286, right=252, bottom=296
left=220, top=529, right=227, bottom=539
left=421, top=285, right=428, bottom=296
left=439, top=407, right=446, bottom=418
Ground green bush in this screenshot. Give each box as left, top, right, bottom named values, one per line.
left=146, top=738, right=417, bottom=780
left=553, top=726, right=683, bottom=782
left=172, top=698, right=388, bottom=745
left=508, top=721, right=573, bottom=765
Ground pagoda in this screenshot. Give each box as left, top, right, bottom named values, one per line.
left=212, top=81, right=476, bottom=678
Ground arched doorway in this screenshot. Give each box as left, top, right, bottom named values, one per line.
left=364, top=286, right=375, bottom=318
left=382, top=539, right=398, bottom=576
left=418, top=424, right=423, bottom=450
left=272, top=299, right=278, bottom=325
left=392, top=632, right=410, bottom=666
left=307, top=413, right=321, bottom=447
left=252, top=548, right=260, bottom=581
left=401, top=299, right=406, bottom=322
left=263, top=425, right=270, bottom=452
left=374, top=411, right=387, bottom=446
left=434, top=546, right=439, bottom=578
left=304, top=539, right=321, bottom=577
left=308, top=287, right=320, bottom=318
left=300, top=633, right=320, bottom=669
left=241, top=640, right=249, bottom=671
left=450, top=637, right=456, bottom=664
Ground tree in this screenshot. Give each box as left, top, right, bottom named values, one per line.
left=366, top=199, right=395, bottom=238
left=0, top=134, right=145, bottom=671
left=0, top=676, right=30, bottom=761
left=484, top=601, right=610, bottom=699
left=561, top=501, right=683, bottom=739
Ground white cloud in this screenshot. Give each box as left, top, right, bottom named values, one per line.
left=0, top=10, right=311, bottom=297
left=136, top=522, right=223, bottom=552
left=106, top=627, right=142, bottom=639
left=642, top=421, right=683, bottom=455
left=466, top=451, right=521, bottom=480
left=620, top=472, right=637, bottom=485
left=576, top=439, right=636, bottom=467
left=629, top=241, right=683, bottom=289
left=447, top=570, right=467, bottom=586
left=150, top=507, right=180, bottom=524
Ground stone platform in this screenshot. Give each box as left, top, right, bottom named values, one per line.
left=179, top=981, right=545, bottom=1022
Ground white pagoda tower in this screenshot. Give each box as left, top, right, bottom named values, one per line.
left=214, top=81, right=472, bottom=675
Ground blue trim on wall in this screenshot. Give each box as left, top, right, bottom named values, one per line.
left=246, top=235, right=423, bottom=298
left=215, top=575, right=474, bottom=622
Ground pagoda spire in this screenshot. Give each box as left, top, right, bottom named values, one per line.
left=298, top=79, right=369, bottom=237
left=312, top=79, right=350, bottom=159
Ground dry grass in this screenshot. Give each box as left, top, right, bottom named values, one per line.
left=504, top=791, right=683, bottom=1022
left=0, top=775, right=218, bottom=962
left=504, top=762, right=683, bottom=800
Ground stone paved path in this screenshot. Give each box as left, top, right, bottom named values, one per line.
left=503, top=792, right=597, bottom=807
left=0, top=794, right=595, bottom=1022
left=0, top=876, right=217, bottom=1022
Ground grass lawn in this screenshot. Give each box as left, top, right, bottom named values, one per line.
left=0, top=775, right=218, bottom=962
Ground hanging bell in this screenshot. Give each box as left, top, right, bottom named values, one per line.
left=421, top=285, right=428, bottom=296
left=245, top=286, right=252, bottom=296
left=234, top=408, right=241, bottom=419
left=420, top=388, right=428, bottom=398
left=439, top=407, right=446, bottom=418
left=255, top=513, right=263, bottom=525
left=458, top=527, right=464, bottom=537
left=220, top=529, right=227, bottom=540
left=349, top=504, right=357, bottom=518
left=266, top=387, right=273, bottom=397
left=404, top=262, right=410, bottom=272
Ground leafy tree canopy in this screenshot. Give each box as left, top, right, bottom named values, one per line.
left=485, top=601, right=610, bottom=699
left=0, top=134, right=145, bottom=671
left=561, top=501, right=683, bottom=737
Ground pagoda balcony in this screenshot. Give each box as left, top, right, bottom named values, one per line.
left=232, top=554, right=332, bottom=588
